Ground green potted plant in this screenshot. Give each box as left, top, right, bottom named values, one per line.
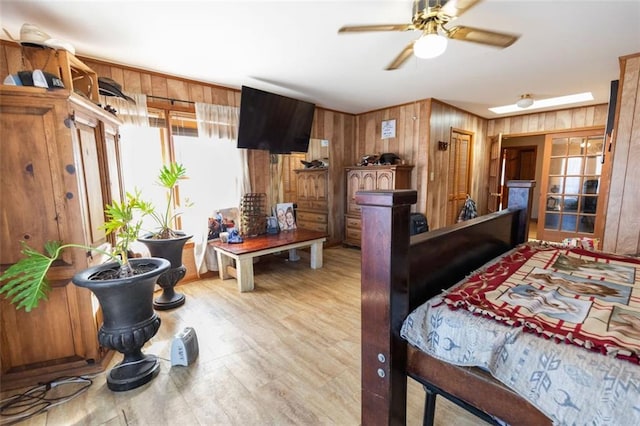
left=138, top=162, right=193, bottom=310
left=0, top=190, right=170, bottom=392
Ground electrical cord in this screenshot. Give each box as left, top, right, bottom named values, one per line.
left=0, top=376, right=92, bottom=425
left=0, top=356, right=172, bottom=424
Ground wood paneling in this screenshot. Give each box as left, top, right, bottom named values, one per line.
left=603, top=53, right=640, bottom=255
left=354, top=100, right=486, bottom=230
left=2, top=40, right=635, bottom=252
left=488, top=105, right=608, bottom=136
left=85, top=49, right=354, bottom=246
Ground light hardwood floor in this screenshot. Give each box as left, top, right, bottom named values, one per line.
left=3, top=247, right=488, bottom=425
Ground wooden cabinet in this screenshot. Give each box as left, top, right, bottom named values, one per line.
left=295, top=168, right=329, bottom=233
left=0, top=86, right=121, bottom=389
left=344, top=165, right=413, bottom=246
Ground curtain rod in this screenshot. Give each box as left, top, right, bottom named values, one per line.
left=147, top=95, right=195, bottom=105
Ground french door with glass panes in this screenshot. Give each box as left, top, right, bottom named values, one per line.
left=537, top=129, right=607, bottom=243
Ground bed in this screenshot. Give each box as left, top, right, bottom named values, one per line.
left=356, top=181, right=640, bottom=425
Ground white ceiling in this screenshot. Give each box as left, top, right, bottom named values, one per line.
left=1, top=0, right=639, bottom=117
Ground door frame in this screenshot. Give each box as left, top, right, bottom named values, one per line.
left=501, top=144, right=538, bottom=209
left=447, top=128, right=474, bottom=225
left=536, top=128, right=608, bottom=243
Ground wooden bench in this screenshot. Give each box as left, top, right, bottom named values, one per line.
left=210, top=229, right=327, bottom=291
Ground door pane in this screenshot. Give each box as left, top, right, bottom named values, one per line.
left=566, top=157, right=583, bottom=175
left=584, top=156, right=602, bottom=174
left=565, top=177, right=581, bottom=194
left=549, top=158, right=565, bottom=174
left=551, top=139, right=567, bottom=156
left=568, top=137, right=584, bottom=155
left=549, top=176, right=563, bottom=193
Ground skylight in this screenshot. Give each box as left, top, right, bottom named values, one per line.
left=489, top=92, right=594, bottom=115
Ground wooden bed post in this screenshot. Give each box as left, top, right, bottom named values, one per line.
left=356, top=190, right=417, bottom=426
left=505, top=180, right=536, bottom=245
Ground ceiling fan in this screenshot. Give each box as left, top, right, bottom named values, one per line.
left=338, top=0, right=520, bottom=70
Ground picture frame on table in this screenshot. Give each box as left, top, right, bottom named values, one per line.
left=207, top=207, right=239, bottom=240
left=275, top=202, right=296, bottom=231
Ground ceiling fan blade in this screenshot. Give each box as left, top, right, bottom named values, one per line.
left=339, top=24, right=413, bottom=33
left=385, top=41, right=415, bottom=70
left=441, top=0, right=483, bottom=18
left=446, top=25, right=519, bottom=48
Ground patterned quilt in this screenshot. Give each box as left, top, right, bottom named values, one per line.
left=443, top=242, right=640, bottom=363
left=401, top=294, right=640, bottom=425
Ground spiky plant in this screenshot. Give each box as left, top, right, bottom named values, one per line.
left=0, top=190, right=150, bottom=312
left=144, top=162, right=190, bottom=239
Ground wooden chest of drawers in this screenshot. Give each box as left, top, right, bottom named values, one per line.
left=295, top=168, right=329, bottom=235
left=344, top=165, right=413, bottom=246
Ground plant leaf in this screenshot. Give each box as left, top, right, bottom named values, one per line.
left=0, top=244, right=58, bottom=312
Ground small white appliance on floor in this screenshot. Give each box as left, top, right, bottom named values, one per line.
left=171, top=327, right=199, bottom=366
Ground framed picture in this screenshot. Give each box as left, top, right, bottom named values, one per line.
left=381, top=119, right=396, bottom=139
left=207, top=207, right=239, bottom=240
left=275, top=202, right=296, bottom=231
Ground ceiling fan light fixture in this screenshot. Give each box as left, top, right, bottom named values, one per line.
left=413, top=33, right=448, bottom=59
left=516, top=94, right=534, bottom=109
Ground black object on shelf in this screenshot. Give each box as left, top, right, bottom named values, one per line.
left=410, top=213, right=429, bottom=235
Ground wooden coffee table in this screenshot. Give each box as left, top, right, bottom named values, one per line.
left=210, top=229, right=327, bottom=292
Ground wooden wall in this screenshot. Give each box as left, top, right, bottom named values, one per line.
left=0, top=40, right=354, bottom=245
left=427, top=101, right=488, bottom=229
left=488, top=105, right=608, bottom=136
left=602, top=53, right=640, bottom=255
left=354, top=99, right=486, bottom=230
left=3, top=39, right=636, bottom=250
left=353, top=100, right=428, bottom=211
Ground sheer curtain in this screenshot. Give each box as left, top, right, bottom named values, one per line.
left=184, top=103, right=251, bottom=273
left=99, top=92, right=149, bottom=126
left=119, top=102, right=251, bottom=274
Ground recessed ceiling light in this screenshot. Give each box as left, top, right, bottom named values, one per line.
left=489, top=92, right=594, bottom=114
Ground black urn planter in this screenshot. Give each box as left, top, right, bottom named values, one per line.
left=138, top=232, right=192, bottom=310
left=72, top=257, right=170, bottom=392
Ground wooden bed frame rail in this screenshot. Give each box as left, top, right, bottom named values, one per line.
left=356, top=180, right=547, bottom=425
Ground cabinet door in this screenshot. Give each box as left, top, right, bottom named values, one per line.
left=72, top=115, right=107, bottom=245
left=0, top=102, right=64, bottom=265
left=376, top=170, right=394, bottom=190
left=297, top=172, right=310, bottom=201
left=346, top=170, right=363, bottom=214
left=314, top=171, right=328, bottom=202
left=102, top=122, right=123, bottom=205
left=362, top=171, right=377, bottom=191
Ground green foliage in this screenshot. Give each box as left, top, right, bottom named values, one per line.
left=0, top=192, right=149, bottom=311
left=102, top=189, right=152, bottom=264
left=146, top=162, right=191, bottom=239
left=0, top=242, right=60, bottom=312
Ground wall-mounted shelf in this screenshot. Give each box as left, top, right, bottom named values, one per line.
left=22, top=46, right=99, bottom=102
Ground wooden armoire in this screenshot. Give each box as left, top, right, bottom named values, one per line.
left=0, top=86, right=122, bottom=389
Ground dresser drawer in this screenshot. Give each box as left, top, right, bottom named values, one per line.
left=297, top=211, right=328, bottom=223
left=296, top=200, right=313, bottom=210
left=298, top=220, right=328, bottom=233
left=346, top=216, right=361, bottom=228
left=345, top=226, right=361, bottom=242
left=348, top=202, right=361, bottom=215
left=309, top=201, right=328, bottom=211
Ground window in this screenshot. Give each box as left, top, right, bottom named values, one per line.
left=119, top=109, right=245, bottom=242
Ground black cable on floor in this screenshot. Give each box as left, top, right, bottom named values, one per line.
left=0, top=376, right=93, bottom=425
